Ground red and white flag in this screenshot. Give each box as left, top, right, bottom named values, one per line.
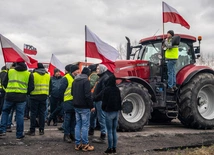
left=0, top=34, right=37, bottom=64
left=24, top=44, right=37, bottom=55
left=48, top=54, right=65, bottom=76
left=85, top=26, right=119, bottom=72
left=162, top=2, right=190, bottom=29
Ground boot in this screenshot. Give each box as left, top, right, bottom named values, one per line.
left=100, top=133, right=106, bottom=140
left=64, top=134, right=72, bottom=143
left=92, top=133, right=106, bottom=144
left=70, top=134, right=75, bottom=141
left=88, top=127, right=94, bottom=136
left=47, top=119, right=51, bottom=126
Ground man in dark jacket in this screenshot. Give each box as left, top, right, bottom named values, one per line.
left=92, top=64, right=113, bottom=143
left=72, top=67, right=95, bottom=151
left=47, top=68, right=63, bottom=126
left=0, top=61, right=34, bottom=140
left=59, top=64, right=79, bottom=143
left=26, top=63, right=50, bottom=136
left=0, top=65, right=7, bottom=115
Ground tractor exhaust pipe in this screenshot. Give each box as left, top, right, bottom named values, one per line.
left=125, top=36, right=131, bottom=60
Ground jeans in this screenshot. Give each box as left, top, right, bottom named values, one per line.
left=95, top=101, right=106, bottom=134
left=45, top=98, right=49, bottom=120
left=63, top=100, right=75, bottom=135
left=105, top=111, right=119, bottom=148
left=49, top=96, right=62, bottom=123
left=167, top=60, right=177, bottom=88
left=90, top=102, right=97, bottom=129
left=0, top=100, right=26, bottom=138
left=7, top=106, right=15, bottom=127
left=24, top=96, right=30, bottom=117
left=30, top=99, right=46, bottom=132
left=75, top=108, right=90, bottom=145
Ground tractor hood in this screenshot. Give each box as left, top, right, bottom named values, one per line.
left=114, top=59, right=150, bottom=80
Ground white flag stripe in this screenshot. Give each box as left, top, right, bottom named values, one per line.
left=163, top=2, right=178, bottom=13
left=86, top=26, right=119, bottom=62
left=0, top=34, right=30, bottom=63
left=51, top=54, right=65, bottom=73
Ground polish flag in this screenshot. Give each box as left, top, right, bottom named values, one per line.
left=163, top=2, right=190, bottom=29
left=24, top=44, right=37, bottom=55
left=48, top=54, right=65, bottom=76
left=0, top=34, right=37, bottom=64
left=85, top=26, right=119, bottom=72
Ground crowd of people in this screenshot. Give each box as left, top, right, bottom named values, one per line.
left=0, top=60, right=122, bottom=154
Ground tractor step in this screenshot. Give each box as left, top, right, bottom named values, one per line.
left=166, top=110, right=178, bottom=119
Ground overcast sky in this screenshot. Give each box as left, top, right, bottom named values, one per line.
left=0, top=0, right=213, bottom=67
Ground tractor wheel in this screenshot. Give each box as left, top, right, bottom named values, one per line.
left=178, top=73, right=214, bottom=129
left=118, top=82, right=152, bottom=131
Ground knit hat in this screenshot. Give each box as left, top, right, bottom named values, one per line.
left=70, top=65, right=79, bottom=73
left=54, top=68, right=60, bottom=74
left=37, top=63, right=44, bottom=69
left=1, top=66, right=6, bottom=70
left=167, top=30, right=174, bottom=36
left=81, top=67, right=91, bottom=76
left=88, top=64, right=98, bottom=72
left=65, top=64, right=72, bottom=72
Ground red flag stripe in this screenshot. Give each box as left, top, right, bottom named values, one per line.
left=24, top=49, right=37, bottom=55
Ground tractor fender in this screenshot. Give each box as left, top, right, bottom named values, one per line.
left=177, top=64, right=214, bottom=86
left=117, top=76, right=156, bottom=103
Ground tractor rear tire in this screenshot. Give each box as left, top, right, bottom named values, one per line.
left=178, top=73, right=214, bottom=129
left=118, top=82, right=152, bottom=131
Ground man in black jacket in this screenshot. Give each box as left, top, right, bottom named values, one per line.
left=47, top=68, right=63, bottom=126
left=0, top=65, right=7, bottom=115
left=92, top=64, right=113, bottom=143
left=0, top=61, right=34, bottom=140
left=72, top=67, right=95, bottom=151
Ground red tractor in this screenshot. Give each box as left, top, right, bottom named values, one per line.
left=114, top=34, right=214, bottom=131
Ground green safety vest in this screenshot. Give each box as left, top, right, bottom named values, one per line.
left=30, top=72, right=50, bottom=95
left=63, top=73, right=74, bottom=102
left=6, top=69, right=30, bottom=93
left=165, top=39, right=179, bottom=59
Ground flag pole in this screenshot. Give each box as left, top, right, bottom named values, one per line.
left=162, top=1, right=165, bottom=39
left=85, top=25, right=87, bottom=63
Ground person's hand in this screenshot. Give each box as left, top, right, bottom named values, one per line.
left=91, top=108, right=95, bottom=112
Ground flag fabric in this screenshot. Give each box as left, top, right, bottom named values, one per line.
left=162, top=2, right=190, bottom=29
left=48, top=54, right=65, bottom=76
left=0, top=34, right=37, bottom=64
left=24, top=44, right=37, bottom=55
left=85, top=26, right=119, bottom=72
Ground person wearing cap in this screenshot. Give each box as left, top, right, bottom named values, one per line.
left=47, top=68, right=63, bottom=126
left=59, top=64, right=79, bottom=143
left=72, top=67, right=95, bottom=151
left=26, top=63, right=50, bottom=136
left=163, top=30, right=179, bottom=92
left=0, top=60, right=34, bottom=140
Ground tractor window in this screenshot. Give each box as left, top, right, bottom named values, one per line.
left=176, top=42, right=192, bottom=71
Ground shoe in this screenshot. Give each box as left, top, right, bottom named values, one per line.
left=92, top=138, right=106, bottom=144
left=16, top=135, right=25, bottom=140
left=81, top=144, right=94, bottom=152
left=70, top=134, right=75, bottom=141
left=0, top=132, right=6, bottom=136
left=104, top=148, right=113, bottom=154
left=173, top=86, right=178, bottom=91
left=25, top=130, right=35, bottom=136
left=39, top=130, right=44, bottom=135
left=58, top=127, right=63, bottom=130
left=64, top=135, right=72, bottom=143
left=47, top=119, right=51, bottom=126
left=88, top=128, right=94, bottom=136
left=6, top=126, right=12, bottom=132
left=24, top=117, right=29, bottom=120
left=167, top=88, right=174, bottom=93
left=112, top=148, right=117, bottom=154
left=100, top=133, right=106, bottom=140
left=53, top=122, right=57, bottom=126
left=75, top=144, right=82, bottom=151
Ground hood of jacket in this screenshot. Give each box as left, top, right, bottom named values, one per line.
left=15, top=62, right=27, bottom=71
left=75, top=74, right=88, bottom=81
left=33, top=68, right=47, bottom=75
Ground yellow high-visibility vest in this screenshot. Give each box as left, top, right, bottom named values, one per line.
left=63, top=73, right=74, bottom=101
left=165, top=39, right=179, bottom=59
left=0, top=70, right=7, bottom=91
left=31, top=72, right=50, bottom=95
left=6, top=69, right=30, bottom=93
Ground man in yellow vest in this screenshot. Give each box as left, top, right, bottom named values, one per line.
left=0, top=65, right=7, bottom=115
left=0, top=60, right=34, bottom=140
left=59, top=64, right=79, bottom=143
left=163, top=30, right=179, bottom=93
left=25, top=63, right=50, bottom=136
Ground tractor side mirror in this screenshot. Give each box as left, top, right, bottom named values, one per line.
left=194, top=47, right=200, bottom=59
